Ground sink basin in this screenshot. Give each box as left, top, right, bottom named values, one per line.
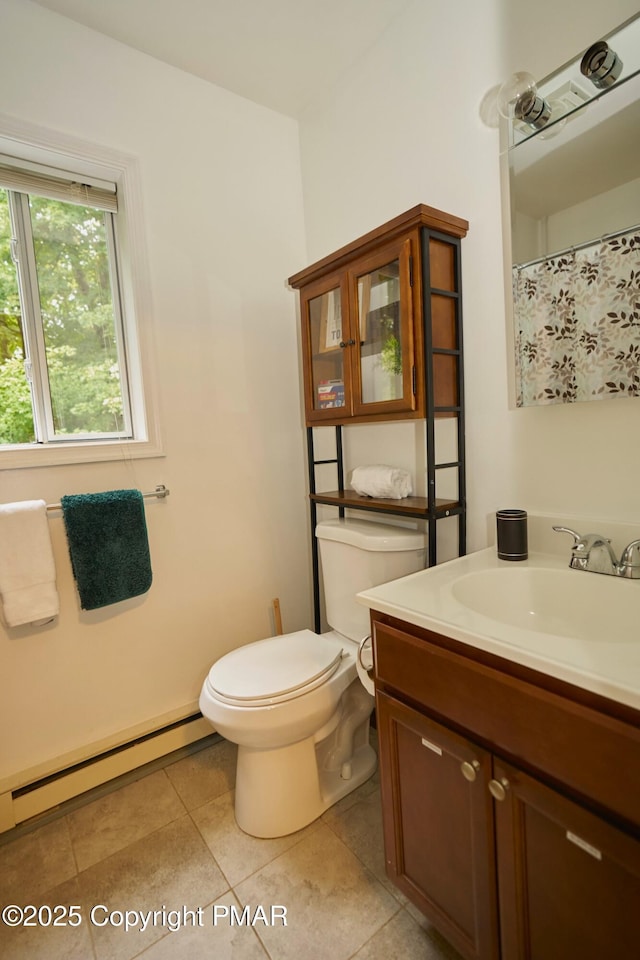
left=451, top=566, right=634, bottom=643
left=358, top=534, right=640, bottom=710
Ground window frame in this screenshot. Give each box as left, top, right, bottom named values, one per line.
left=0, top=114, right=162, bottom=469
left=7, top=188, right=135, bottom=443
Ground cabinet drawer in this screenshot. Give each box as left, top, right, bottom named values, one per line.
left=373, top=621, right=640, bottom=830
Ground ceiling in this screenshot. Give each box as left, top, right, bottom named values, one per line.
left=32, top=0, right=413, bottom=117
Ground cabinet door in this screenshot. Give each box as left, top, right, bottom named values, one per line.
left=493, top=758, right=640, bottom=960
left=377, top=691, right=500, bottom=960
left=349, top=234, right=420, bottom=419
left=299, top=273, right=353, bottom=422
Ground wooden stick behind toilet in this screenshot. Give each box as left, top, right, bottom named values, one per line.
left=272, top=597, right=283, bottom=635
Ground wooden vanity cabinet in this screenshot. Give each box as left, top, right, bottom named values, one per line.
left=372, top=613, right=640, bottom=960
left=494, top=758, right=640, bottom=960
left=288, top=204, right=468, bottom=426
left=377, top=691, right=500, bottom=959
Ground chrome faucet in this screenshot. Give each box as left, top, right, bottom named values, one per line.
left=553, top=527, right=640, bottom=579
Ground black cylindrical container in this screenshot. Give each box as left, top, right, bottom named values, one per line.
left=496, top=509, right=528, bottom=561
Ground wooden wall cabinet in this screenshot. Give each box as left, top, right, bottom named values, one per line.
left=288, top=205, right=468, bottom=427
left=372, top=614, right=640, bottom=960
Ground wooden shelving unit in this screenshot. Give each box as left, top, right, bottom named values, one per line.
left=289, top=206, right=468, bottom=631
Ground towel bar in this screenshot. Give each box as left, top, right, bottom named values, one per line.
left=46, top=484, right=170, bottom=513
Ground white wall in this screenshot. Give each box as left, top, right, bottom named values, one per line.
left=0, top=0, right=310, bottom=783
left=512, top=177, right=640, bottom=267
left=297, top=0, right=640, bottom=551
left=547, top=178, right=640, bottom=253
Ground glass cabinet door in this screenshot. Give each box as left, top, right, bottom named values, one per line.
left=301, top=279, right=350, bottom=420
left=350, top=237, right=416, bottom=416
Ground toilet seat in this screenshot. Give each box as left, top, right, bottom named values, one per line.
left=206, top=630, right=345, bottom=706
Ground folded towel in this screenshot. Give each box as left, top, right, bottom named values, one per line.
left=0, top=499, right=59, bottom=627
left=350, top=465, right=413, bottom=500
left=61, top=489, right=152, bottom=611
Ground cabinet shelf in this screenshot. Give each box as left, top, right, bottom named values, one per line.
left=310, top=490, right=459, bottom=518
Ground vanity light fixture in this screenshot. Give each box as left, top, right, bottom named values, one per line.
left=580, top=40, right=623, bottom=89
left=497, top=71, right=551, bottom=131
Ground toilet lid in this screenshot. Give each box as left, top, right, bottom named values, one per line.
left=207, top=630, right=344, bottom=706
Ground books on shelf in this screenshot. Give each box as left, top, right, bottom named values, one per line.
left=317, top=379, right=345, bottom=408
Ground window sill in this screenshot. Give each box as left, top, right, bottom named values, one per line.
left=0, top=437, right=164, bottom=471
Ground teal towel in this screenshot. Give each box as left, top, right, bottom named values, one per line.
left=61, top=489, right=152, bottom=611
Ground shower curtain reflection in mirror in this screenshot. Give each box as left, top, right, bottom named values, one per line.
left=513, top=228, right=640, bottom=406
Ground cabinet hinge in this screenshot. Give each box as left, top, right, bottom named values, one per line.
left=409, top=255, right=414, bottom=287
left=412, top=365, right=416, bottom=395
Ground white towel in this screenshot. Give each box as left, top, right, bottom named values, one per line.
left=350, top=465, right=413, bottom=500
left=0, top=500, right=59, bottom=627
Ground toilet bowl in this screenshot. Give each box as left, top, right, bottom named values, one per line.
left=199, top=518, right=426, bottom=838
left=200, top=629, right=373, bottom=837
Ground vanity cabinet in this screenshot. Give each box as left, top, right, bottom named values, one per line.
left=372, top=613, right=640, bottom=960
left=288, top=204, right=468, bottom=426
left=377, top=691, right=499, bottom=959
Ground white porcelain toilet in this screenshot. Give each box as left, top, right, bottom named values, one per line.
left=199, top=518, right=426, bottom=838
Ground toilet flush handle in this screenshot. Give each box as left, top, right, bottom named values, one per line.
left=357, top=635, right=374, bottom=680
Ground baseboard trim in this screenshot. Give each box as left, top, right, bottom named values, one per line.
left=0, top=711, right=213, bottom=833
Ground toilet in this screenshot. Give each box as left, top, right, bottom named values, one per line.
left=199, top=517, right=426, bottom=838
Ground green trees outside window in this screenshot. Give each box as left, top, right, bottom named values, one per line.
left=0, top=187, right=126, bottom=445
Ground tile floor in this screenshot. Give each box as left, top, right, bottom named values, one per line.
left=0, top=735, right=462, bottom=960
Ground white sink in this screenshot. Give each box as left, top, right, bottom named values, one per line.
left=357, top=544, right=640, bottom=710
left=451, top=566, right=634, bottom=644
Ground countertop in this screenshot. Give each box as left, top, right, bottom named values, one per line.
left=357, top=546, right=640, bottom=713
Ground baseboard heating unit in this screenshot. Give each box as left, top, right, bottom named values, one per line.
left=0, top=710, right=213, bottom=833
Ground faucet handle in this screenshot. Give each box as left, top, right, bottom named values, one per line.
left=618, top=539, right=640, bottom=578
left=552, top=526, right=582, bottom=544
left=553, top=526, right=612, bottom=548
left=553, top=526, right=615, bottom=573
left=620, top=538, right=640, bottom=560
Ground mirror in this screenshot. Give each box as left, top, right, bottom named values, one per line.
left=502, top=13, right=640, bottom=407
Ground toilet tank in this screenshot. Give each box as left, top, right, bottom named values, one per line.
left=316, top=518, right=426, bottom=641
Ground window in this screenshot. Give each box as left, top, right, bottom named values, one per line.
left=0, top=161, right=131, bottom=444
left=0, top=127, right=160, bottom=468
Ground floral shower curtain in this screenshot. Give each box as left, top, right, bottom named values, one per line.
left=513, top=230, right=640, bottom=406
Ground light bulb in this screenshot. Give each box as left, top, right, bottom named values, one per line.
left=497, top=72, right=538, bottom=119
left=497, top=72, right=551, bottom=131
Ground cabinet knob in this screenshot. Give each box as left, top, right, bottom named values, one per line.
left=339, top=339, right=356, bottom=348
left=488, top=778, right=510, bottom=801
left=460, top=760, right=480, bottom=782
